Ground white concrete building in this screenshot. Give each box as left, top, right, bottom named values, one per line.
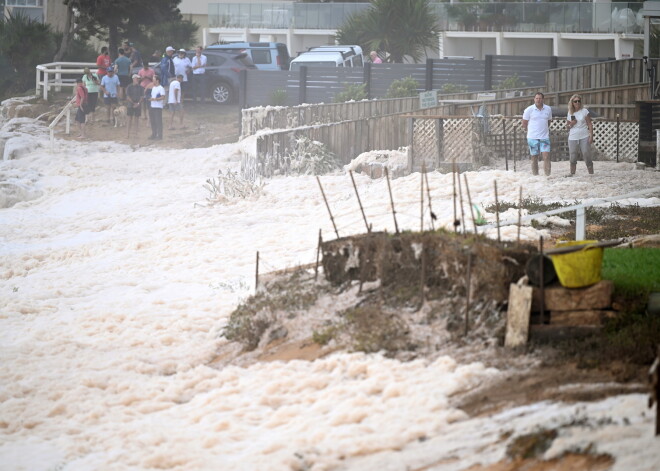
left=3, top=0, right=67, bottom=30
left=179, top=0, right=646, bottom=59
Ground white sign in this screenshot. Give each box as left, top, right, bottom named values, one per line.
left=419, top=90, right=438, bottom=109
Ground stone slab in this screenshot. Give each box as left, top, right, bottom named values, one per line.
left=532, top=280, right=614, bottom=311
left=505, top=283, right=532, bottom=348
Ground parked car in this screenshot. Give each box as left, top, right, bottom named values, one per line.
left=206, top=42, right=291, bottom=71
left=289, top=45, right=364, bottom=71
left=153, top=50, right=256, bottom=104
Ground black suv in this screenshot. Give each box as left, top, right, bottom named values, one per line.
left=199, top=50, right=256, bottom=104
left=154, top=50, right=257, bottom=104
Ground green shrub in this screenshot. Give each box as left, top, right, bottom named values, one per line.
left=495, top=73, right=526, bottom=90
left=385, top=76, right=419, bottom=98
left=335, top=83, right=367, bottom=102
left=287, top=137, right=341, bottom=175
left=441, top=83, right=468, bottom=94
left=270, top=88, right=288, bottom=106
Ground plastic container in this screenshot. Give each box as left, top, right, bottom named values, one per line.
left=549, top=240, right=603, bottom=288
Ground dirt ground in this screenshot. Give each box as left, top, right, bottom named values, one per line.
left=54, top=97, right=241, bottom=149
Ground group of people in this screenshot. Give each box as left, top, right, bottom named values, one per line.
left=74, top=42, right=209, bottom=141
left=522, top=92, right=594, bottom=176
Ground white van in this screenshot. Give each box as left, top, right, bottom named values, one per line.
left=289, top=45, right=364, bottom=71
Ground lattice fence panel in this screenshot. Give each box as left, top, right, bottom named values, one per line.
left=443, top=118, right=477, bottom=163
left=412, top=118, right=440, bottom=170
left=592, top=121, right=638, bottom=162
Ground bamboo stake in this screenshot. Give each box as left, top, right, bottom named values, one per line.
left=424, top=166, right=435, bottom=231
left=463, top=174, right=478, bottom=234
left=494, top=180, right=501, bottom=244
left=457, top=167, right=466, bottom=235
left=419, top=241, right=426, bottom=310
left=452, top=159, right=458, bottom=233
left=315, top=229, right=322, bottom=281
left=384, top=167, right=399, bottom=234
left=255, top=251, right=259, bottom=293
left=465, top=252, right=472, bottom=337
left=349, top=170, right=371, bottom=233
left=539, top=236, right=546, bottom=325
left=517, top=186, right=523, bottom=244
left=316, top=176, right=339, bottom=238
left=420, top=164, right=425, bottom=232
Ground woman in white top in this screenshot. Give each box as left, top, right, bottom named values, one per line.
left=566, top=94, right=594, bottom=175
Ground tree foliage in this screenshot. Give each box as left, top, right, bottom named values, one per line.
left=336, top=0, right=440, bottom=63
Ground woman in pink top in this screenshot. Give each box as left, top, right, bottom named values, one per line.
left=138, top=64, right=155, bottom=122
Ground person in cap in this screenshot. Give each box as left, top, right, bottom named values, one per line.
left=126, top=74, right=144, bottom=138
left=159, top=46, right=176, bottom=85
left=74, top=78, right=88, bottom=138
left=172, top=48, right=192, bottom=94
left=100, top=67, right=120, bottom=124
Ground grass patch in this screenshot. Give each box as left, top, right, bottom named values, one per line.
left=602, top=248, right=660, bottom=297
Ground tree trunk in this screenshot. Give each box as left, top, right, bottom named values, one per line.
left=53, top=5, right=73, bottom=62
left=108, top=23, right=119, bottom=62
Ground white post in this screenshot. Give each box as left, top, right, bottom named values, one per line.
left=575, top=206, right=586, bottom=241
left=56, top=71, right=62, bottom=92
left=44, top=71, right=49, bottom=100
left=35, top=67, right=40, bottom=96
left=65, top=108, right=70, bottom=135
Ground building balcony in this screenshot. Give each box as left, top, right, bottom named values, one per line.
left=207, top=2, right=644, bottom=35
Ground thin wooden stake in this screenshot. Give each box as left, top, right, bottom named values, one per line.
left=539, top=236, right=546, bottom=324
left=424, top=167, right=435, bottom=231
left=255, top=251, right=259, bottom=293
left=384, top=167, right=399, bottom=234
left=465, top=252, right=472, bottom=337
left=420, top=164, right=425, bottom=232
left=463, top=174, right=478, bottom=234
left=502, top=118, right=509, bottom=171
left=349, top=170, right=371, bottom=233
left=494, top=180, right=501, bottom=244
left=452, top=159, right=458, bottom=233
left=316, top=176, right=339, bottom=238
left=418, top=241, right=426, bottom=310
left=315, top=229, right=322, bottom=281
left=513, top=126, right=517, bottom=172
left=457, top=168, right=466, bottom=235
left=517, top=186, right=523, bottom=244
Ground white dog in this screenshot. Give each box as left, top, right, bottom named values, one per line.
left=113, top=105, right=128, bottom=127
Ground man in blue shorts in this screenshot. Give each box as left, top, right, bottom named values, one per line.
left=100, top=67, right=120, bottom=124
left=522, top=92, right=553, bottom=176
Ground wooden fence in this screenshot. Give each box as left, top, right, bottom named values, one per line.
left=545, top=58, right=659, bottom=93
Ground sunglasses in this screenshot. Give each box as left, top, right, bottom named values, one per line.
left=572, top=99, right=581, bottom=103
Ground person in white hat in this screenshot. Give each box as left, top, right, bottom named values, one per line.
left=159, top=46, right=176, bottom=85
left=173, top=48, right=192, bottom=95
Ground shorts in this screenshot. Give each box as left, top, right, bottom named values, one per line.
left=527, top=138, right=551, bottom=156
left=104, top=96, right=118, bottom=105
left=87, top=92, right=98, bottom=112
left=119, top=75, right=130, bottom=88
left=75, top=107, right=86, bottom=124
left=169, top=103, right=182, bottom=112
left=127, top=105, right=141, bottom=117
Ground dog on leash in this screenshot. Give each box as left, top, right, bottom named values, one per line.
left=113, top=106, right=128, bottom=127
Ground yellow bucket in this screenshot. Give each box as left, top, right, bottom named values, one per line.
left=549, top=240, right=603, bottom=288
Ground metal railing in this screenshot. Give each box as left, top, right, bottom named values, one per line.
left=481, top=186, right=660, bottom=241
left=207, top=2, right=644, bottom=34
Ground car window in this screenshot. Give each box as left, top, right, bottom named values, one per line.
left=251, top=50, right=271, bottom=65
left=207, top=55, right=227, bottom=67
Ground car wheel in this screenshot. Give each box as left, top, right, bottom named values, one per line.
left=211, top=82, right=234, bottom=104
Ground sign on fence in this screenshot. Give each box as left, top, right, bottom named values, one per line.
left=419, top=90, right=438, bottom=109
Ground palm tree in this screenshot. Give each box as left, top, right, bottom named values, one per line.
left=335, top=0, right=440, bottom=63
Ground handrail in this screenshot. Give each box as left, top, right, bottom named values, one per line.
left=49, top=95, right=76, bottom=144
left=481, top=186, right=660, bottom=240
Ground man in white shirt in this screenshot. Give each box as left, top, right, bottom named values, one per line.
left=522, top=92, right=553, bottom=176
left=168, top=74, right=184, bottom=130
left=148, top=75, right=166, bottom=140
left=191, top=46, right=207, bottom=104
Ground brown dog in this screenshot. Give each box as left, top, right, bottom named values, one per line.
left=113, top=105, right=128, bottom=127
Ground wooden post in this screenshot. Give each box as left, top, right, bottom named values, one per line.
left=616, top=114, right=620, bottom=163
left=419, top=242, right=425, bottom=310
left=539, top=236, right=546, bottom=324
left=452, top=160, right=458, bottom=233
left=385, top=167, right=400, bottom=234
left=315, top=229, right=322, bottom=281
left=349, top=170, right=371, bottom=233
left=420, top=164, right=425, bottom=232
left=502, top=118, right=509, bottom=171
left=464, top=174, right=478, bottom=234
left=457, top=168, right=466, bottom=235
left=255, top=251, right=259, bottom=293
left=494, top=180, right=501, bottom=244
left=649, top=346, right=659, bottom=435
left=316, top=176, right=339, bottom=238
left=513, top=126, right=517, bottom=172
